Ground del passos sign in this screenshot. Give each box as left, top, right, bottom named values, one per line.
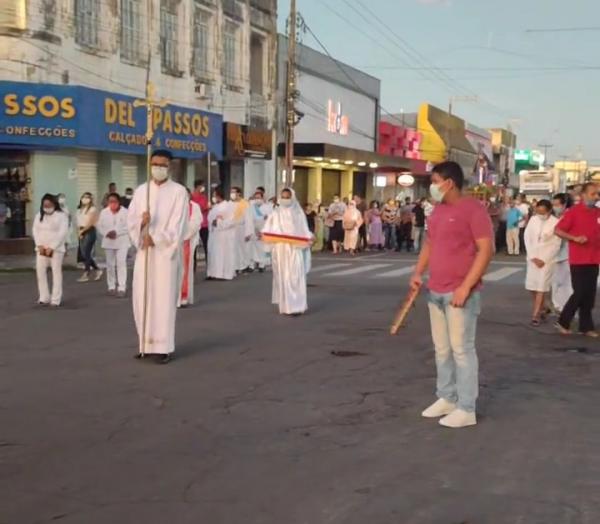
left=0, top=81, right=223, bottom=159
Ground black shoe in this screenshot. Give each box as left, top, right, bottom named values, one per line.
left=134, top=353, right=145, bottom=360
left=258, top=267, right=265, bottom=273
left=157, top=354, right=172, bottom=364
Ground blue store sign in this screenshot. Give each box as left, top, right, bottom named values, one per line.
left=0, top=81, right=223, bottom=159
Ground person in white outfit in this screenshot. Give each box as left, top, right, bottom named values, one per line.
left=97, top=193, right=131, bottom=297
left=262, top=188, right=313, bottom=316
left=248, top=191, right=269, bottom=272
left=551, top=194, right=573, bottom=313
left=524, top=200, right=562, bottom=326
left=207, top=189, right=237, bottom=281
left=32, top=194, right=69, bottom=306
left=178, top=193, right=202, bottom=307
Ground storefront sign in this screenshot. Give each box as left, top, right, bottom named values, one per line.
left=224, top=123, right=272, bottom=159
left=0, top=81, right=223, bottom=159
left=397, top=174, right=415, bottom=187
left=327, top=100, right=349, bottom=136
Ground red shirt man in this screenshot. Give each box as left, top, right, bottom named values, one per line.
left=555, top=182, right=600, bottom=337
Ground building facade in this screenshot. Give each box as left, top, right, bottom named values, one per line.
left=490, top=128, right=517, bottom=187
left=277, top=35, right=409, bottom=207
left=0, top=0, right=277, bottom=249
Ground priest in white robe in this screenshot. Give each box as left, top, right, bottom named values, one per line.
left=207, top=189, right=237, bottom=280
left=178, top=194, right=202, bottom=307
left=262, top=188, right=312, bottom=316
left=248, top=191, right=269, bottom=271
left=127, top=150, right=188, bottom=364
left=231, top=186, right=254, bottom=273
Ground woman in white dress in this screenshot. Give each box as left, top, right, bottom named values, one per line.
left=32, top=194, right=69, bottom=306
left=342, top=200, right=364, bottom=255
left=524, top=199, right=562, bottom=326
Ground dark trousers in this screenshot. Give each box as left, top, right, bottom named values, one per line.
left=358, top=223, right=367, bottom=251
left=395, top=223, right=413, bottom=251
left=383, top=223, right=395, bottom=250
left=78, top=228, right=98, bottom=272
left=518, top=227, right=526, bottom=254
left=558, top=264, right=599, bottom=333
left=496, top=221, right=507, bottom=251
left=199, top=227, right=209, bottom=258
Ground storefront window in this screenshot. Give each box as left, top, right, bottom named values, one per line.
left=0, top=154, right=30, bottom=239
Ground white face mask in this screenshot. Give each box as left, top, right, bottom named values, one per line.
left=254, top=199, right=264, bottom=206
left=280, top=198, right=293, bottom=207
left=211, top=197, right=218, bottom=204
left=151, top=166, right=169, bottom=181
left=125, top=194, right=133, bottom=200
left=81, top=197, right=91, bottom=205
left=43, top=207, right=54, bottom=215
left=58, top=197, right=66, bottom=206
left=198, top=186, right=205, bottom=193
left=538, top=214, right=549, bottom=221
left=230, top=193, right=238, bottom=201
left=333, top=198, right=340, bottom=204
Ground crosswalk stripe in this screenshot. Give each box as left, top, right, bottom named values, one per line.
left=321, top=263, right=390, bottom=277
left=310, top=263, right=351, bottom=273
left=374, top=265, right=415, bottom=278
left=483, top=267, right=523, bottom=282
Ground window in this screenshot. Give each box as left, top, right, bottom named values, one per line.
left=250, top=33, right=264, bottom=95
left=121, top=0, right=142, bottom=63
left=160, top=3, right=178, bottom=71
left=193, top=7, right=212, bottom=78
left=222, top=21, right=239, bottom=86
left=75, top=0, right=98, bottom=48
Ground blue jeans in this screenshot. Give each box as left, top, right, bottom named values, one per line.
left=382, top=223, right=396, bottom=250
left=428, top=290, right=481, bottom=412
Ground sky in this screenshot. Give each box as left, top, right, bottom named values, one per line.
left=278, top=0, right=600, bottom=163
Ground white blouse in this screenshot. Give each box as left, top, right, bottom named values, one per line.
left=32, top=211, right=69, bottom=254
left=77, top=206, right=97, bottom=229
left=96, top=207, right=131, bottom=249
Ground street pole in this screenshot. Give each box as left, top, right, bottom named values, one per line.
left=284, top=0, right=297, bottom=188
left=133, top=82, right=167, bottom=357
left=207, top=151, right=211, bottom=192
left=538, top=143, right=553, bottom=168
left=446, top=99, right=452, bottom=161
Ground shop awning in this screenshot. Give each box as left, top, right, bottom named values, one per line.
left=278, top=142, right=411, bottom=170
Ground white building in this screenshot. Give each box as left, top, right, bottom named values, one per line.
left=0, top=0, right=277, bottom=250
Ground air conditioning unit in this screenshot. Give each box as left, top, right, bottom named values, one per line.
left=194, top=82, right=213, bottom=100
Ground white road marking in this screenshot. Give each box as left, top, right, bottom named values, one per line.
left=374, top=265, right=415, bottom=278
left=483, top=267, right=523, bottom=282
left=310, top=263, right=351, bottom=273
left=321, top=263, right=391, bottom=277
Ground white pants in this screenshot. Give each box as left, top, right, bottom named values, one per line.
left=36, top=252, right=64, bottom=305
left=506, top=228, right=520, bottom=255
left=105, top=247, right=128, bottom=292
left=552, top=259, right=572, bottom=312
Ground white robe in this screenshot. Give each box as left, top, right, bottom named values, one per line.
left=249, top=202, right=269, bottom=268
left=178, top=201, right=202, bottom=306
left=207, top=201, right=237, bottom=280
left=524, top=215, right=561, bottom=292
left=127, top=179, right=188, bottom=354
left=233, top=199, right=254, bottom=271
left=262, top=196, right=312, bottom=315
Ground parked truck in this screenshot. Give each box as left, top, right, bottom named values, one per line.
left=518, top=169, right=566, bottom=200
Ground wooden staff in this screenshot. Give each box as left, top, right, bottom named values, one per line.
left=390, top=285, right=421, bottom=336
left=133, top=82, right=167, bottom=356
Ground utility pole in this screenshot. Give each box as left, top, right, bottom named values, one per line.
left=284, top=0, right=297, bottom=187
left=538, top=143, right=553, bottom=167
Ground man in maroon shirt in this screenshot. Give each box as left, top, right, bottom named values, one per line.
left=410, top=161, right=494, bottom=429
left=191, top=179, right=210, bottom=263
left=554, top=182, right=600, bottom=338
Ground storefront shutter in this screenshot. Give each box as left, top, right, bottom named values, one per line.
left=121, top=155, right=138, bottom=190
left=76, top=150, right=98, bottom=201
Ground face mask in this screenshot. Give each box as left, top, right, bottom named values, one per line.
left=230, top=193, right=238, bottom=201
left=151, top=166, right=169, bottom=181
left=429, top=182, right=446, bottom=203
left=43, top=207, right=54, bottom=215
left=280, top=198, right=293, bottom=207
left=490, top=197, right=496, bottom=203
left=333, top=198, right=340, bottom=203
left=538, top=214, right=549, bottom=221
left=553, top=206, right=564, bottom=216
left=81, top=197, right=91, bottom=205
left=254, top=199, right=264, bottom=206
left=211, top=197, right=218, bottom=204
left=585, top=200, right=597, bottom=209
left=198, top=186, right=205, bottom=193
left=109, top=203, right=120, bottom=212
left=125, top=194, right=133, bottom=200
left=58, top=197, right=66, bottom=206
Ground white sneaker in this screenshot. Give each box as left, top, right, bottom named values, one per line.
left=77, top=272, right=90, bottom=283
left=439, top=409, right=477, bottom=428
left=421, top=398, right=456, bottom=418
left=94, top=270, right=104, bottom=281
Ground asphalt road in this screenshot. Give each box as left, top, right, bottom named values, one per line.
left=1, top=252, right=599, bottom=524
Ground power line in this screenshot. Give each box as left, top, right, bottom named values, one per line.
left=525, top=26, right=600, bottom=33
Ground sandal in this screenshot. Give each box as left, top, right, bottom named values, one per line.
left=530, top=318, right=541, bottom=327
